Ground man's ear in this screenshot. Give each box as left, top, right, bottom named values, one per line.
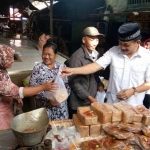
left=137, top=40, right=141, bottom=45
left=82, top=37, right=85, bottom=44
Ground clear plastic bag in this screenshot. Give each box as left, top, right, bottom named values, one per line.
left=95, top=91, right=106, bottom=103
left=54, top=138, right=70, bottom=150
left=45, top=65, right=68, bottom=105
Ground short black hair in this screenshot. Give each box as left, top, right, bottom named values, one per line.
left=132, top=35, right=142, bottom=42
left=43, top=39, right=58, bottom=54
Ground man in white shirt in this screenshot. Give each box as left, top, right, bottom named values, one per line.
left=61, top=22, right=150, bottom=106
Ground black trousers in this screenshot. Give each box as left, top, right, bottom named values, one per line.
left=143, top=94, right=150, bottom=109
left=68, top=107, right=77, bottom=119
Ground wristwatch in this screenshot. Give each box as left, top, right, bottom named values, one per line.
left=132, top=87, right=138, bottom=95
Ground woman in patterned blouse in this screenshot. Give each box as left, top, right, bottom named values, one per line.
left=30, top=40, right=70, bottom=121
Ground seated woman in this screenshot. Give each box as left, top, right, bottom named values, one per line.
left=30, top=40, right=70, bottom=121
left=0, top=44, right=58, bottom=130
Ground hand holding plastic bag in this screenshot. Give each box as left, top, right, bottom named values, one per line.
left=45, top=65, right=68, bottom=105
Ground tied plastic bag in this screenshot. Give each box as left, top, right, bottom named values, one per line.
left=45, top=65, right=68, bottom=105
left=95, top=91, right=106, bottom=103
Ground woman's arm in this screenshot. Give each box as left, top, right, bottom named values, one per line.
left=23, top=80, right=58, bottom=97
left=0, top=80, right=58, bottom=99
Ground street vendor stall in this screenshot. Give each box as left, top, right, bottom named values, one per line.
left=1, top=102, right=150, bottom=150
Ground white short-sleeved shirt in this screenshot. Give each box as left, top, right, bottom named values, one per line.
left=96, top=45, right=150, bottom=106
left=88, top=50, right=99, bottom=61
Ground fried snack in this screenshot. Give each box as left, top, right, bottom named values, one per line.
left=81, top=139, right=104, bottom=150
left=103, top=124, right=134, bottom=140
left=90, top=121, right=102, bottom=137
left=103, top=103, right=122, bottom=122
left=113, top=103, right=134, bottom=123
left=123, top=103, right=143, bottom=123
left=99, top=136, right=126, bottom=150
left=136, top=105, right=150, bottom=126
left=117, top=123, right=141, bottom=134
left=77, top=106, right=98, bottom=125
left=73, top=114, right=89, bottom=137
left=91, top=102, right=112, bottom=124
left=141, top=125, right=150, bottom=137
left=137, top=135, right=150, bottom=150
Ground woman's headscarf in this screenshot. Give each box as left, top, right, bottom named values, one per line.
left=0, top=44, right=20, bottom=98
left=0, top=44, right=15, bottom=69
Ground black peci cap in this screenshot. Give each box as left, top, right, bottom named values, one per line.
left=118, top=22, right=141, bottom=41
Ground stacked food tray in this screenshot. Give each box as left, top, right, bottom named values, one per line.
left=70, top=102, right=150, bottom=150
left=48, top=102, right=150, bottom=150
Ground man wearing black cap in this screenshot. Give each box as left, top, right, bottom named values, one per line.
left=67, top=27, right=104, bottom=118
left=62, top=22, right=150, bottom=106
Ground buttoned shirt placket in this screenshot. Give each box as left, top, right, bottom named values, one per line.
left=121, top=55, right=131, bottom=90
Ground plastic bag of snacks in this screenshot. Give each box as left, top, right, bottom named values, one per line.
left=45, top=65, right=68, bottom=105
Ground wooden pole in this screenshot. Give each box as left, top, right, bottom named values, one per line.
left=50, top=0, right=53, bottom=39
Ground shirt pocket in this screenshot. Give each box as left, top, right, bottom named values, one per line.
left=131, top=65, right=145, bottom=82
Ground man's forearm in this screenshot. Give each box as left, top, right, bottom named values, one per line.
left=71, top=62, right=102, bottom=75
left=136, top=82, right=150, bottom=93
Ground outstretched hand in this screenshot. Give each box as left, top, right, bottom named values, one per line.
left=60, top=67, right=73, bottom=77
left=43, top=79, right=59, bottom=91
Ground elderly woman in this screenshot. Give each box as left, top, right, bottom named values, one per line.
left=30, top=40, right=70, bottom=121
left=0, top=44, right=58, bottom=130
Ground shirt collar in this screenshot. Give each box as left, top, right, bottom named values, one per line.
left=137, top=45, right=144, bottom=57
left=42, top=61, right=60, bottom=69
left=88, top=50, right=99, bottom=58
left=81, top=45, right=99, bottom=61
